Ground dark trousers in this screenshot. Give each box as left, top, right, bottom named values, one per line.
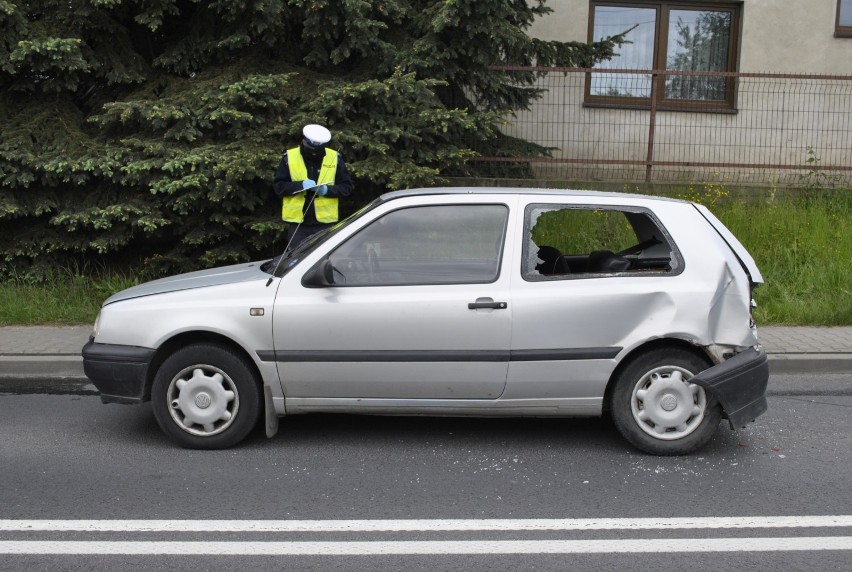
left=286, top=223, right=332, bottom=251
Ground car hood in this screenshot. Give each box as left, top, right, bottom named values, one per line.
left=104, top=262, right=270, bottom=305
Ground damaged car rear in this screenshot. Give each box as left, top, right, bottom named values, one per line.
left=83, top=188, right=768, bottom=454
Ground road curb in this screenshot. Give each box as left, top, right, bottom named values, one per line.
left=766, top=353, right=852, bottom=374
left=0, top=355, right=84, bottom=377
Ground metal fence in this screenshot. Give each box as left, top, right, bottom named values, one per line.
left=470, top=67, right=852, bottom=187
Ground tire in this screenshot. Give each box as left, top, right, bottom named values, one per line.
left=610, top=348, right=721, bottom=455
left=151, top=343, right=262, bottom=449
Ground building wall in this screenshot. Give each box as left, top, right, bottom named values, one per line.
left=505, top=1, right=852, bottom=185
left=738, top=0, right=852, bottom=73
left=531, top=0, right=852, bottom=74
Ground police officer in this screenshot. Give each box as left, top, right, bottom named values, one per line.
left=272, top=124, right=354, bottom=249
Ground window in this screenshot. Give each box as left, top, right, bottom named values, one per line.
left=329, top=204, right=508, bottom=286
left=587, top=1, right=741, bottom=111
left=838, top=0, right=852, bottom=38
left=523, top=205, right=680, bottom=280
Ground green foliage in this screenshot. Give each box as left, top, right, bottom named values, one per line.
left=532, top=208, right=636, bottom=254
left=799, top=146, right=844, bottom=191
left=716, top=191, right=851, bottom=326
left=0, top=263, right=142, bottom=325
left=0, top=0, right=622, bottom=277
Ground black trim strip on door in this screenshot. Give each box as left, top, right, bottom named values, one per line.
left=256, top=347, right=621, bottom=363
left=509, top=348, right=621, bottom=361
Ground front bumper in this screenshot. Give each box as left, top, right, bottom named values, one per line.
left=691, top=346, right=769, bottom=429
left=82, top=341, right=156, bottom=404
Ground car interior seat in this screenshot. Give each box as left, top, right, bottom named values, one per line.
left=588, top=249, right=632, bottom=272
left=535, top=246, right=570, bottom=275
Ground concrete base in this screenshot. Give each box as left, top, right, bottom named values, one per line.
left=767, top=354, right=852, bottom=374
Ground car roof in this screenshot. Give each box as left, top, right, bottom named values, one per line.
left=381, top=187, right=692, bottom=205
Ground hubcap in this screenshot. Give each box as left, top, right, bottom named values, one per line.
left=166, top=365, right=239, bottom=437
left=630, top=366, right=707, bottom=441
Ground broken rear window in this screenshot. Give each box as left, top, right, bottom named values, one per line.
left=523, top=204, right=682, bottom=279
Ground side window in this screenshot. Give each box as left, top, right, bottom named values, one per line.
left=523, top=205, right=679, bottom=280
left=838, top=0, right=852, bottom=38
left=329, top=204, right=508, bottom=286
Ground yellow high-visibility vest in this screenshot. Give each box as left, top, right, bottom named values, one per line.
left=281, top=147, right=339, bottom=223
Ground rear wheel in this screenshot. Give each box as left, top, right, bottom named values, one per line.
left=611, top=348, right=721, bottom=455
left=151, top=343, right=261, bottom=449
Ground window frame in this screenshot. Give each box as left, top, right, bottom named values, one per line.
left=586, top=1, right=742, bottom=112
left=838, top=0, right=852, bottom=38
left=521, top=203, right=684, bottom=282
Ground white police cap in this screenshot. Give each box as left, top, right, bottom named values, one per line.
left=303, top=124, right=331, bottom=147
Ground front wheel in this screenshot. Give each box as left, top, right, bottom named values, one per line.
left=151, top=343, right=262, bottom=449
left=611, top=348, right=721, bottom=455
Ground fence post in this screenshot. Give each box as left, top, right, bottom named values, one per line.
left=645, top=71, right=659, bottom=183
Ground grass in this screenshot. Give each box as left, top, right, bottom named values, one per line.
left=712, top=191, right=851, bottom=326
left=0, top=271, right=142, bottom=326
left=0, top=191, right=849, bottom=326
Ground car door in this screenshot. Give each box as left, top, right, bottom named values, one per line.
left=505, top=200, right=685, bottom=403
left=271, top=198, right=513, bottom=400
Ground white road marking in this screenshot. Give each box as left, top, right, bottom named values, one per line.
left=1, top=515, right=851, bottom=532
left=3, top=517, right=851, bottom=555
left=0, top=537, right=851, bottom=555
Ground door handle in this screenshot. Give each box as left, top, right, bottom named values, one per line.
left=468, top=298, right=508, bottom=310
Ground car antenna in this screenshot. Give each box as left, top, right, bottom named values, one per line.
left=266, top=184, right=323, bottom=287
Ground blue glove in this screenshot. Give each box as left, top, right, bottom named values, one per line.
left=301, top=179, right=317, bottom=190
left=315, top=185, right=328, bottom=196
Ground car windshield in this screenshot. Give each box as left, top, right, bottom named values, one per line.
left=260, top=199, right=380, bottom=277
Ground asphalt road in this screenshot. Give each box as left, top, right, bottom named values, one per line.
left=0, top=373, right=850, bottom=571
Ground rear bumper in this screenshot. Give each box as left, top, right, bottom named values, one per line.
left=691, top=346, right=769, bottom=429
left=82, top=341, right=156, bottom=404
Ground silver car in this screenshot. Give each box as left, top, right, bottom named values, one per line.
left=83, top=188, right=769, bottom=454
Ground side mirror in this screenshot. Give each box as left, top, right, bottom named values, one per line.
left=301, top=258, right=335, bottom=288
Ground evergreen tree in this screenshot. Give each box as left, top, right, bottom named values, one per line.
left=0, top=0, right=623, bottom=276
